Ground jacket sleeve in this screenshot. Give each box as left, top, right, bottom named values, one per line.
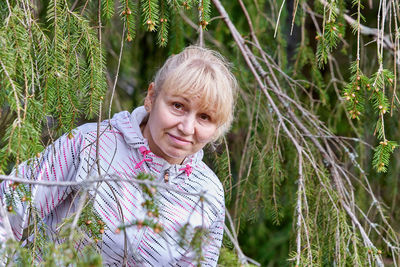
left=0, top=131, right=85, bottom=242
left=200, top=208, right=225, bottom=266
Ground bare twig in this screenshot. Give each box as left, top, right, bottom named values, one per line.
left=108, top=23, right=125, bottom=121
left=0, top=174, right=207, bottom=197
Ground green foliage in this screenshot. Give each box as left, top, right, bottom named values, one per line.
left=141, top=0, right=160, bottom=32
left=0, top=1, right=107, bottom=171
left=357, top=68, right=397, bottom=172
left=342, top=62, right=368, bottom=120
left=7, top=239, right=103, bottom=266
left=218, top=247, right=242, bottom=266
left=264, top=152, right=285, bottom=225
left=340, top=0, right=398, bottom=173
left=0, top=0, right=212, bottom=173
left=315, top=0, right=345, bottom=68
left=76, top=201, right=107, bottom=242
left=168, top=6, right=185, bottom=53
left=213, top=139, right=232, bottom=204
left=102, top=0, right=115, bottom=22
left=218, top=247, right=258, bottom=267
left=1, top=218, right=103, bottom=266
left=199, top=0, right=211, bottom=29
left=0, top=121, right=43, bottom=170
left=40, top=235, right=103, bottom=267
left=2, top=0, right=400, bottom=266
left=191, top=226, right=208, bottom=265
left=157, top=0, right=169, bottom=46
left=373, top=140, right=398, bottom=172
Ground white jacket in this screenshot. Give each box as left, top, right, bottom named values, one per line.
left=0, top=106, right=225, bottom=266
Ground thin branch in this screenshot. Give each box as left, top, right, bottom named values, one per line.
left=108, top=23, right=125, bottom=120
left=274, top=0, right=285, bottom=38
left=224, top=211, right=260, bottom=266
left=0, top=174, right=207, bottom=197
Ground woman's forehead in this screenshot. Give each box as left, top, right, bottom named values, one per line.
left=165, top=89, right=217, bottom=112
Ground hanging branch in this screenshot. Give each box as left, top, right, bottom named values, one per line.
left=318, top=0, right=398, bottom=173
left=211, top=0, right=399, bottom=265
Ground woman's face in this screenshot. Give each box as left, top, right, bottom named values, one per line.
left=142, top=83, right=218, bottom=164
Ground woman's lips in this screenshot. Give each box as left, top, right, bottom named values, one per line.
left=167, top=133, right=192, bottom=145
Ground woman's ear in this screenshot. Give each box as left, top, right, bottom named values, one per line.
left=144, top=82, right=155, bottom=112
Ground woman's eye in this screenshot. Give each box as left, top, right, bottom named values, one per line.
left=172, top=102, right=184, bottom=110
left=199, top=113, right=211, bottom=121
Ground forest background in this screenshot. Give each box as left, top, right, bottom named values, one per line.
left=1, top=0, right=400, bottom=266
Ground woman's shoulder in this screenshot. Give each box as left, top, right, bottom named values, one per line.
left=72, top=110, right=136, bottom=141
left=191, top=161, right=225, bottom=202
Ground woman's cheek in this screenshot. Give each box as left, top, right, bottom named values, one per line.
left=198, top=125, right=217, bottom=143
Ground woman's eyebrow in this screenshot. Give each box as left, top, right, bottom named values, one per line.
left=171, top=95, right=191, bottom=103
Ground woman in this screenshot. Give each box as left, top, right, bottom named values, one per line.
left=0, top=46, right=237, bottom=266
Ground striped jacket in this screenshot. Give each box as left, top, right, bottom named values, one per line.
left=0, top=106, right=225, bottom=266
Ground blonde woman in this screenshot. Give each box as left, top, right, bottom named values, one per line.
left=0, top=46, right=237, bottom=266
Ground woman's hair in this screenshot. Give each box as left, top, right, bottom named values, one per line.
left=152, top=46, right=237, bottom=140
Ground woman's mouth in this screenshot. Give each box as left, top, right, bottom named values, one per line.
left=167, top=133, right=192, bottom=145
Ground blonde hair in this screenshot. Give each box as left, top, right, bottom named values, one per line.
left=153, top=46, right=237, bottom=140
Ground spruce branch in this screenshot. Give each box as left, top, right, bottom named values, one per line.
left=141, top=0, right=159, bottom=31
left=0, top=59, right=22, bottom=126
left=121, top=0, right=137, bottom=41
left=212, top=0, right=392, bottom=265
left=319, top=0, right=395, bottom=51
left=102, top=0, right=115, bottom=21
left=157, top=0, right=169, bottom=46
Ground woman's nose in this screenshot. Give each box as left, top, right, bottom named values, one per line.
left=178, top=115, right=195, bottom=135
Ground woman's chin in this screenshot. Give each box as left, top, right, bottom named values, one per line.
left=162, top=150, right=187, bottom=164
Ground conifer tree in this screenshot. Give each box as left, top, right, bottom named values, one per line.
left=1, top=0, right=400, bottom=266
